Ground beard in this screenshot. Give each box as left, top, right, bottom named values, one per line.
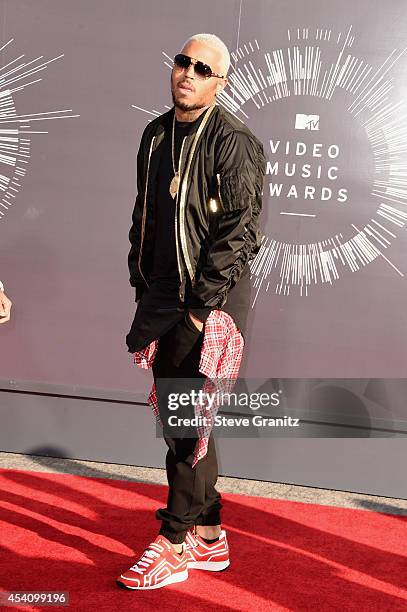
left=171, top=86, right=206, bottom=113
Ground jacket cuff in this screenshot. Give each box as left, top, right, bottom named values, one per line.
left=135, top=284, right=145, bottom=302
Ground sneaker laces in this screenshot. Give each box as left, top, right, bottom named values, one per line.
left=130, top=547, right=160, bottom=574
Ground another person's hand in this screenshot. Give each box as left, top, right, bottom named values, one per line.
left=188, top=311, right=204, bottom=332
left=0, top=290, right=12, bottom=324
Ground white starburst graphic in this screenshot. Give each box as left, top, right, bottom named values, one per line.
left=0, top=38, right=79, bottom=221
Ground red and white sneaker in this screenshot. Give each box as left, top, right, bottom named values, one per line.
left=184, top=527, right=230, bottom=571
left=116, top=535, right=188, bottom=590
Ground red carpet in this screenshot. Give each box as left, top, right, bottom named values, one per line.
left=0, top=468, right=406, bottom=611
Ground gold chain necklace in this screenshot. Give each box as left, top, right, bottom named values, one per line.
left=169, top=114, right=186, bottom=199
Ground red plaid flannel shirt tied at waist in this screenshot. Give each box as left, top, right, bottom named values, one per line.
left=133, top=309, right=244, bottom=468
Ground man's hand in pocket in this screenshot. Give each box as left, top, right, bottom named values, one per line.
left=187, top=311, right=204, bottom=332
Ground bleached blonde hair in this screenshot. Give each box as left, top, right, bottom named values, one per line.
left=182, top=33, right=230, bottom=76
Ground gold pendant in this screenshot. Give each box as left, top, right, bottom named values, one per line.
left=169, top=173, right=180, bottom=199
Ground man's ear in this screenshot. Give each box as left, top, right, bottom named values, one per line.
left=216, top=78, right=228, bottom=94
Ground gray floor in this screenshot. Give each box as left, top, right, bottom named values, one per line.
left=1, top=451, right=406, bottom=515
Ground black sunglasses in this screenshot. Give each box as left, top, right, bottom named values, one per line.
left=173, top=53, right=225, bottom=80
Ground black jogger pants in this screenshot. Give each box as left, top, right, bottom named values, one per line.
left=151, top=313, right=222, bottom=544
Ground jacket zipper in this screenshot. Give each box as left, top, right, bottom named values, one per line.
left=138, top=135, right=156, bottom=288
left=177, top=104, right=216, bottom=288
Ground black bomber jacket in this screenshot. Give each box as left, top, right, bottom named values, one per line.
left=128, top=103, right=266, bottom=317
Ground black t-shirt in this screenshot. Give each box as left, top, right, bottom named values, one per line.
left=150, top=114, right=205, bottom=290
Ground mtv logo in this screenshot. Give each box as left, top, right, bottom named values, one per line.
left=295, top=114, right=320, bottom=130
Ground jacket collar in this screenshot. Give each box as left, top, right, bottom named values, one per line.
left=151, top=103, right=219, bottom=151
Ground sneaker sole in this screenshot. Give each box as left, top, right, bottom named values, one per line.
left=116, top=569, right=189, bottom=590
left=187, top=560, right=230, bottom=571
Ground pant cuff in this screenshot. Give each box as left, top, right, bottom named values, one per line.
left=194, top=514, right=221, bottom=527
left=159, top=528, right=188, bottom=544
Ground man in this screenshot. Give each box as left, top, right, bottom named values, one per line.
left=0, top=280, right=12, bottom=323
left=118, top=33, right=266, bottom=590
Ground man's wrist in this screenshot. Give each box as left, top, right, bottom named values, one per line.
left=188, top=307, right=213, bottom=324
left=187, top=311, right=205, bottom=333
